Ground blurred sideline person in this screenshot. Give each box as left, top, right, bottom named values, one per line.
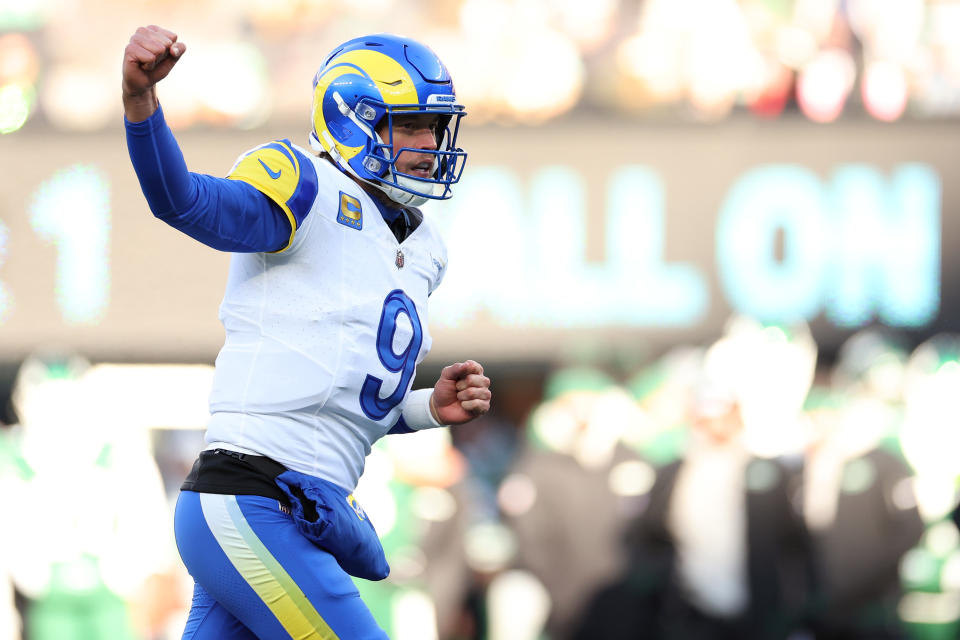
left=492, top=369, right=652, bottom=639
left=0, top=576, right=15, bottom=640
left=801, top=388, right=923, bottom=639
left=0, top=355, right=172, bottom=640
left=896, top=334, right=960, bottom=639
left=352, top=429, right=476, bottom=639
left=0, top=422, right=20, bottom=640
left=621, top=369, right=813, bottom=640
left=122, top=24, right=491, bottom=639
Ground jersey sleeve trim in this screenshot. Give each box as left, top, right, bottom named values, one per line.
left=227, top=140, right=319, bottom=252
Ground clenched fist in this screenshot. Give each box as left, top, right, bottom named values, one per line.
left=122, top=25, right=185, bottom=122
left=431, top=360, right=492, bottom=425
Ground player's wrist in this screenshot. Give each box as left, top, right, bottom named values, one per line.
left=402, top=388, right=446, bottom=430
left=122, top=87, right=159, bottom=122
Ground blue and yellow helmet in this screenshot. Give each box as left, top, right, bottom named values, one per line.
left=309, top=34, right=467, bottom=206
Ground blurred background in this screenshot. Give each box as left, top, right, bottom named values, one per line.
left=1, top=0, right=959, bottom=638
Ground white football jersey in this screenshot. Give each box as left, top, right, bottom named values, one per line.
left=205, top=139, right=448, bottom=490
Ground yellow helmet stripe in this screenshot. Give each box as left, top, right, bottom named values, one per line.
left=333, top=50, right=418, bottom=105
left=312, top=49, right=419, bottom=162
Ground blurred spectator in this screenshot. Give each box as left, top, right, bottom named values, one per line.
left=896, top=335, right=960, bottom=638
left=624, top=346, right=704, bottom=468
left=1, top=354, right=174, bottom=640
left=0, top=575, right=16, bottom=640
left=354, top=429, right=477, bottom=640
left=451, top=411, right=521, bottom=524
left=0, top=421, right=22, bottom=640
left=801, top=386, right=923, bottom=639
left=900, top=334, right=960, bottom=521
left=492, top=368, right=652, bottom=639
left=831, top=329, right=910, bottom=404
left=618, top=366, right=813, bottom=640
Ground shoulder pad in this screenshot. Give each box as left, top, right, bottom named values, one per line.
left=227, top=140, right=319, bottom=250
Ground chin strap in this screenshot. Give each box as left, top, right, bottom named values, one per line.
left=383, top=154, right=441, bottom=206
left=378, top=181, right=430, bottom=207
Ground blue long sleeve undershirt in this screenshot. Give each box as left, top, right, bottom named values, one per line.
left=125, top=105, right=413, bottom=252
left=125, top=106, right=291, bottom=253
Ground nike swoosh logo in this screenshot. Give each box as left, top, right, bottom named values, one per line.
left=258, top=159, right=282, bottom=179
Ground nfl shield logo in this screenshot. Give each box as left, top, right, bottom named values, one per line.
left=395, top=250, right=405, bottom=269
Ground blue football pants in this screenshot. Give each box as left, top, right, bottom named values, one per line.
left=174, top=491, right=389, bottom=639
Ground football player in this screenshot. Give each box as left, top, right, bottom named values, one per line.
left=122, top=24, right=492, bottom=639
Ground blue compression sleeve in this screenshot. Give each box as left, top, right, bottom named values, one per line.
left=125, top=106, right=291, bottom=253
